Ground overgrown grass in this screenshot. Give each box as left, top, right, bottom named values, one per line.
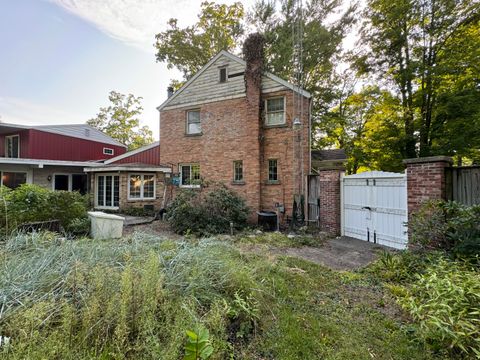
left=0, top=232, right=432, bottom=359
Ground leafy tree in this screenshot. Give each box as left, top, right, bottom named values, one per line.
left=154, top=1, right=244, bottom=86
left=360, top=0, right=480, bottom=158
left=249, top=0, right=357, bottom=140
left=88, top=91, right=154, bottom=151
left=317, top=85, right=405, bottom=173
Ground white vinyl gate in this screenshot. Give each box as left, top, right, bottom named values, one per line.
left=341, top=171, right=408, bottom=250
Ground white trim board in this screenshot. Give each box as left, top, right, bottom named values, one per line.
left=84, top=166, right=171, bottom=173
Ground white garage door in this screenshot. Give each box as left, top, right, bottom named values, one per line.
left=341, top=171, right=408, bottom=250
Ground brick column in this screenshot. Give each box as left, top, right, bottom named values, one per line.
left=318, top=168, right=343, bottom=235
left=403, top=156, right=453, bottom=219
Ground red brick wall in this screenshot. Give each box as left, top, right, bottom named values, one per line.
left=318, top=169, right=342, bottom=235
left=404, top=156, right=453, bottom=219
left=159, top=91, right=310, bottom=223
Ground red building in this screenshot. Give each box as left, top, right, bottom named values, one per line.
left=0, top=123, right=127, bottom=193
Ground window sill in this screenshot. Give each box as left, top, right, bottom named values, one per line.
left=266, top=180, right=281, bottom=185
left=231, top=181, right=245, bottom=185
left=127, top=198, right=156, bottom=201
left=264, top=124, right=288, bottom=129
left=179, top=185, right=201, bottom=189
left=95, top=206, right=119, bottom=210
left=185, top=132, right=203, bottom=137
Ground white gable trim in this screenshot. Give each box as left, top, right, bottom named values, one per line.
left=104, top=141, right=160, bottom=164
left=157, top=50, right=311, bottom=111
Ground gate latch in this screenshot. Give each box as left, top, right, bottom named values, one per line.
left=362, top=206, right=372, bottom=211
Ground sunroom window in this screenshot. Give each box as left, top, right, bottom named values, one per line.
left=128, top=174, right=155, bottom=200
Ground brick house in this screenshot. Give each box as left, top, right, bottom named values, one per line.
left=158, top=47, right=311, bottom=223
left=0, top=123, right=126, bottom=193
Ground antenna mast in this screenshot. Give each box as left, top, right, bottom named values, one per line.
left=291, top=0, right=305, bottom=226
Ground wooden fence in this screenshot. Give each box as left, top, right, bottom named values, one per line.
left=447, top=166, right=480, bottom=206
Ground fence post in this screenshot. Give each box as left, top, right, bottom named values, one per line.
left=403, top=156, right=453, bottom=221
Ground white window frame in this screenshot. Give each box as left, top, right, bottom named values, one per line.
left=127, top=173, right=156, bottom=200
left=219, top=66, right=228, bottom=83
left=265, top=97, right=286, bottom=126
left=5, top=135, right=20, bottom=158
left=179, top=163, right=201, bottom=188
left=186, top=109, right=201, bottom=135
left=52, top=173, right=87, bottom=192
left=0, top=169, right=30, bottom=188
left=94, top=173, right=120, bottom=210
left=52, top=173, right=72, bottom=191
left=103, top=147, right=114, bottom=155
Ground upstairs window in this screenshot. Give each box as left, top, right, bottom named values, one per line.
left=268, top=159, right=278, bottom=182
left=5, top=135, right=19, bottom=158
left=186, top=110, right=201, bottom=135
left=219, top=67, right=227, bottom=83
left=233, top=160, right=243, bottom=182
left=265, top=97, right=286, bottom=126
left=180, top=164, right=201, bottom=187
left=103, top=147, right=114, bottom=155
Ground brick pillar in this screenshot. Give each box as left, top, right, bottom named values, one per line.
left=403, top=156, right=453, bottom=219
left=318, top=168, right=343, bottom=235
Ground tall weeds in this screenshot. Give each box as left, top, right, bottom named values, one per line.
left=0, top=232, right=261, bottom=359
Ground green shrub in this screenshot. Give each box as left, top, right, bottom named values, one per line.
left=396, top=258, right=480, bottom=357
left=0, top=184, right=88, bottom=233
left=167, top=184, right=250, bottom=236
left=122, top=206, right=156, bottom=217
left=64, top=217, right=90, bottom=237
left=410, top=200, right=480, bottom=258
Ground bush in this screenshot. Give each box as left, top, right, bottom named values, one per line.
left=0, top=184, right=88, bottom=233
left=410, top=200, right=480, bottom=258
left=166, top=184, right=250, bottom=236
left=396, top=258, right=480, bottom=357
left=64, top=217, right=90, bottom=237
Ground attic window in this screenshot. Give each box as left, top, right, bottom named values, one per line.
left=103, top=148, right=114, bottom=155
left=219, top=67, right=227, bottom=83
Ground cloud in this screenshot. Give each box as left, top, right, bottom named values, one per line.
left=50, top=0, right=203, bottom=52
left=0, top=96, right=89, bottom=126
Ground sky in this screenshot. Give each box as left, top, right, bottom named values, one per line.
left=0, top=0, right=255, bottom=139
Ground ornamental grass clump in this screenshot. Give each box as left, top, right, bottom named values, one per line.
left=0, top=232, right=261, bottom=359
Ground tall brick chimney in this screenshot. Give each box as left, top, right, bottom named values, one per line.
left=243, top=33, right=265, bottom=215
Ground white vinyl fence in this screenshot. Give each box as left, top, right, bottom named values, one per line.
left=341, top=171, right=408, bottom=250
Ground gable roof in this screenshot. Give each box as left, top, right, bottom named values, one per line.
left=311, top=149, right=347, bottom=162
left=157, top=50, right=311, bottom=111
left=0, top=122, right=126, bottom=147
left=104, top=141, right=159, bottom=164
